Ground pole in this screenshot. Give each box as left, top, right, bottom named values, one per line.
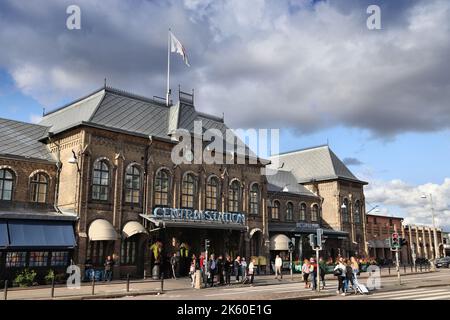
left=3, top=280, right=7, bottom=300
left=396, top=249, right=401, bottom=285
left=166, top=29, right=171, bottom=106
left=316, top=248, right=320, bottom=293
left=290, top=251, right=293, bottom=280
left=126, top=274, right=130, bottom=292
left=51, top=277, right=55, bottom=298
left=430, top=194, right=440, bottom=260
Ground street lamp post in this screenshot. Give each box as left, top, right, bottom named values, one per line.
left=421, top=194, right=440, bottom=260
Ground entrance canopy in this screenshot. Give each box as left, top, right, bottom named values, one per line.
left=122, top=221, right=148, bottom=238
left=140, top=214, right=248, bottom=231
left=88, top=219, right=118, bottom=241
left=270, top=234, right=291, bottom=251
left=0, top=221, right=9, bottom=248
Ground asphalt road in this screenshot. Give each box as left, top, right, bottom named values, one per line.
left=109, top=268, right=450, bottom=300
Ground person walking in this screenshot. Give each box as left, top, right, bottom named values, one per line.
left=350, top=256, right=360, bottom=289
left=217, top=255, right=225, bottom=286
left=207, top=254, right=217, bottom=287
left=248, top=258, right=256, bottom=285
left=345, top=259, right=355, bottom=294
left=170, top=252, right=178, bottom=279
left=103, top=255, right=114, bottom=282
left=224, top=256, right=232, bottom=285
left=274, top=255, right=283, bottom=280
left=334, top=257, right=347, bottom=296
left=241, top=257, right=247, bottom=281
left=302, top=258, right=311, bottom=288
left=234, top=256, right=241, bottom=282
left=310, top=258, right=318, bottom=291
left=318, top=257, right=327, bottom=289
left=189, top=254, right=197, bottom=288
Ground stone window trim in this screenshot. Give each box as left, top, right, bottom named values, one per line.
left=269, top=199, right=281, bottom=220
left=153, top=166, right=173, bottom=207
left=91, top=157, right=112, bottom=202
left=299, top=202, right=307, bottom=221
left=29, top=171, right=50, bottom=203
left=205, top=174, right=221, bottom=211
left=124, top=162, right=144, bottom=206
left=286, top=201, right=294, bottom=221
left=0, top=166, right=17, bottom=201
left=228, top=178, right=242, bottom=213
left=249, top=182, right=260, bottom=215
left=311, top=203, right=320, bottom=222
left=181, top=171, right=198, bottom=209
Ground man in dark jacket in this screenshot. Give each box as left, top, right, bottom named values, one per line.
left=224, top=256, right=232, bottom=285
left=170, top=253, right=178, bottom=279
left=217, top=255, right=224, bottom=285
left=207, top=254, right=217, bottom=287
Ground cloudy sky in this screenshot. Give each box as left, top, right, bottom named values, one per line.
left=0, top=0, right=449, bottom=228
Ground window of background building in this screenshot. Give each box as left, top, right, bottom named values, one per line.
left=228, top=180, right=241, bottom=212
left=121, top=236, right=137, bottom=265
left=206, top=176, right=219, bottom=211
left=342, top=198, right=349, bottom=223
left=181, top=173, right=196, bottom=208
left=29, top=251, right=49, bottom=267
left=300, top=203, right=307, bottom=221
left=0, top=169, right=14, bottom=201
left=92, top=160, right=110, bottom=201
left=354, top=200, right=361, bottom=224
left=154, top=169, right=170, bottom=206
left=249, top=184, right=260, bottom=214
left=271, top=200, right=280, bottom=220
left=51, top=252, right=69, bottom=266
left=6, top=252, right=27, bottom=267
left=30, top=173, right=48, bottom=203
left=87, top=241, right=113, bottom=266
left=125, top=165, right=141, bottom=205
left=286, top=202, right=293, bottom=221
left=311, top=204, right=319, bottom=222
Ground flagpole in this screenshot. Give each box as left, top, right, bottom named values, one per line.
left=166, top=29, right=171, bottom=106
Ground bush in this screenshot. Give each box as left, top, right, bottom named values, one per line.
left=13, top=269, right=37, bottom=287
left=45, top=269, right=55, bottom=284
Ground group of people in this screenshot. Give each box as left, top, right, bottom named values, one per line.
left=185, top=254, right=257, bottom=288
left=333, top=256, right=361, bottom=295
left=84, top=255, right=115, bottom=282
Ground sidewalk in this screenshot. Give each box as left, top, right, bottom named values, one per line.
left=2, top=266, right=435, bottom=300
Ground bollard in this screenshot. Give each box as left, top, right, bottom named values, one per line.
left=411, top=265, right=413, bottom=272
left=51, top=277, right=55, bottom=298
left=388, top=266, right=391, bottom=275
left=403, top=265, right=406, bottom=274
left=3, top=280, right=7, bottom=301
left=415, top=265, right=417, bottom=273
left=91, top=277, right=96, bottom=295
left=126, top=274, right=130, bottom=292
left=420, top=264, right=422, bottom=272
left=160, top=272, right=164, bottom=293
left=143, top=270, right=146, bottom=280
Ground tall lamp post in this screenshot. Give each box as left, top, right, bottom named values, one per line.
left=421, top=194, right=440, bottom=260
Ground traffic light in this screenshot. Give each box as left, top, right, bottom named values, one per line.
left=205, top=239, right=210, bottom=250
left=309, top=234, right=317, bottom=248
left=391, top=233, right=400, bottom=249
left=400, top=238, right=407, bottom=247
left=288, top=241, right=294, bottom=252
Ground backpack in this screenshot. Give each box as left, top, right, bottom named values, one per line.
left=333, top=267, right=342, bottom=276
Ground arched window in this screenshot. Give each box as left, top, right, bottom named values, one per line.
left=206, top=176, right=220, bottom=211
left=125, top=165, right=141, bottom=205
left=354, top=200, right=361, bottom=224
left=311, top=204, right=319, bottom=222
left=342, top=198, right=349, bottom=223
left=249, top=184, right=260, bottom=215
left=228, top=180, right=241, bottom=212
left=286, top=202, right=294, bottom=221
left=299, top=203, right=307, bottom=221
left=30, top=173, right=48, bottom=203
left=271, top=200, right=280, bottom=220
left=181, top=173, right=196, bottom=208
left=154, top=169, right=170, bottom=206
left=92, top=160, right=110, bottom=201
left=0, top=169, right=14, bottom=201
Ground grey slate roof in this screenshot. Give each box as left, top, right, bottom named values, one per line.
left=271, top=145, right=367, bottom=184
left=266, top=170, right=318, bottom=197
left=0, top=118, right=54, bottom=162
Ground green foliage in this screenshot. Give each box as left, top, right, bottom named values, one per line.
left=13, top=269, right=37, bottom=287
left=45, top=269, right=55, bottom=284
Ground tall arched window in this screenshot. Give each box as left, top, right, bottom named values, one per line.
left=342, top=198, right=349, bottom=223
left=271, top=200, right=280, bottom=220
left=154, top=169, right=170, bottom=206
left=125, top=165, right=141, bottom=205
left=30, top=173, right=48, bottom=203
left=249, top=184, right=260, bottom=215
left=286, top=202, right=294, bottom=221
left=92, top=160, right=110, bottom=201
left=311, top=204, right=319, bottom=222
left=354, top=200, right=361, bottom=224
left=206, top=176, right=219, bottom=211
left=0, top=169, right=14, bottom=201
left=299, top=203, right=307, bottom=221
left=181, top=173, right=196, bottom=208
left=228, top=180, right=241, bottom=212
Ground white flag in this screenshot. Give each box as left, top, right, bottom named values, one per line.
left=170, top=31, right=190, bottom=67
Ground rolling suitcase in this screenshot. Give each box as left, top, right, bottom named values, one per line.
left=356, top=283, right=369, bottom=294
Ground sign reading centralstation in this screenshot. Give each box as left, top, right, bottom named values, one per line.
left=153, top=207, right=246, bottom=225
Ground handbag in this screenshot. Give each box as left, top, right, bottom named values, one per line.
left=333, top=268, right=342, bottom=276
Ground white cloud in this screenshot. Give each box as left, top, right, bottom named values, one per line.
left=365, top=178, right=450, bottom=230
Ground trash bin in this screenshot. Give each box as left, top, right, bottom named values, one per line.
left=152, top=264, right=160, bottom=280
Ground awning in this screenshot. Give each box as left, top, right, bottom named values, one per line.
left=268, top=223, right=348, bottom=239
left=122, top=221, right=148, bottom=238
left=0, top=221, right=9, bottom=248
left=88, top=219, right=118, bottom=241
left=8, top=220, right=76, bottom=249
left=140, top=215, right=248, bottom=231
left=270, top=234, right=291, bottom=251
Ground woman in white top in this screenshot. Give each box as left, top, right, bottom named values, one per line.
left=334, top=258, right=347, bottom=295
left=274, top=255, right=283, bottom=280
left=248, top=258, right=256, bottom=285
left=302, top=259, right=311, bottom=288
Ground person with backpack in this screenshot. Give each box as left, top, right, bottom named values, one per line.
left=207, top=254, right=217, bottom=287
left=318, top=257, right=327, bottom=289
left=333, top=257, right=347, bottom=295
left=302, top=258, right=311, bottom=288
